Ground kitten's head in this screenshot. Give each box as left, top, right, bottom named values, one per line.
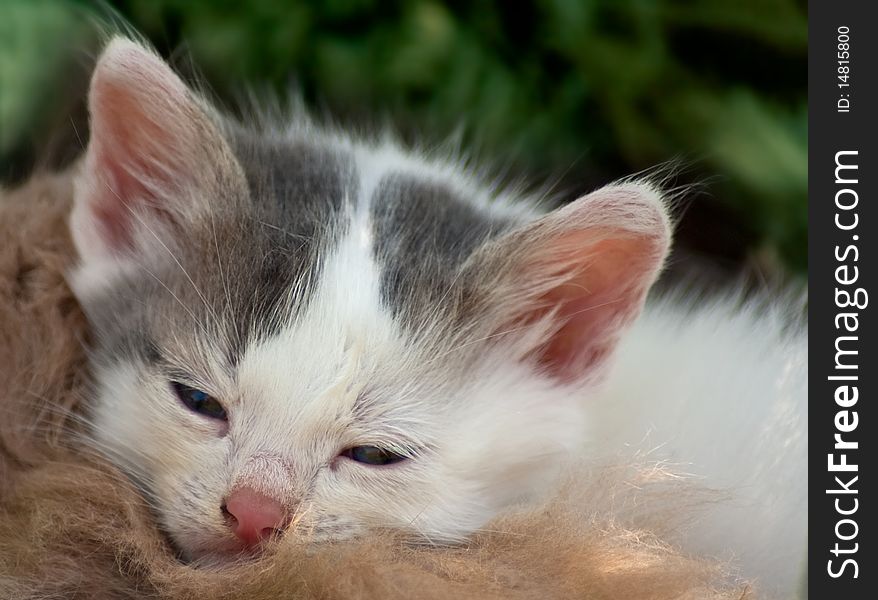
left=69, top=38, right=671, bottom=563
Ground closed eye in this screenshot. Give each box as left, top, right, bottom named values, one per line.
left=340, top=445, right=408, bottom=466
left=171, top=381, right=228, bottom=421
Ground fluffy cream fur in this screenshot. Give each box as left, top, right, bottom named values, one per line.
left=0, top=171, right=750, bottom=599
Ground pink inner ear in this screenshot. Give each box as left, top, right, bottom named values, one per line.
left=525, top=232, right=665, bottom=383
left=88, top=123, right=162, bottom=251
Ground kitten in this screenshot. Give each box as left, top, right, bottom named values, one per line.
left=69, top=38, right=806, bottom=595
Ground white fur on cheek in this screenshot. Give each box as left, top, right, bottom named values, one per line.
left=88, top=360, right=238, bottom=558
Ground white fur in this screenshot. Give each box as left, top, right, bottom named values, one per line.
left=590, top=292, right=807, bottom=598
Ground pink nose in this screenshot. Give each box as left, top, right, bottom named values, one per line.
left=223, top=487, right=288, bottom=546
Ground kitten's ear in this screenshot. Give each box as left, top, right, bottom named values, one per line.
left=479, top=183, right=671, bottom=383
left=71, top=37, right=244, bottom=264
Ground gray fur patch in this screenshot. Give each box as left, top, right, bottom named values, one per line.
left=225, top=133, right=358, bottom=346
left=86, top=132, right=359, bottom=371
left=370, top=173, right=515, bottom=332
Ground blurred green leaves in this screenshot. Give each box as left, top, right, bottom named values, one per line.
left=0, top=0, right=90, bottom=155
left=0, top=0, right=807, bottom=270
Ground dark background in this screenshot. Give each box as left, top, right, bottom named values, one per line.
left=0, top=0, right=807, bottom=281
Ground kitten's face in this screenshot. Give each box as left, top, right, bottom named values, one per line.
left=71, top=39, right=669, bottom=562
left=84, top=251, right=584, bottom=559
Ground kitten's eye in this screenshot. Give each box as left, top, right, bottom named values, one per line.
left=171, top=381, right=227, bottom=421
left=341, top=446, right=407, bottom=466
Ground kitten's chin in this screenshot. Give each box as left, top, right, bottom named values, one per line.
left=174, top=535, right=267, bottom=566
left=173, top=526, right=351, bottom=566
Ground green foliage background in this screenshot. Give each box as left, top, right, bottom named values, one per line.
left=0, top=0, right=807, bottom=273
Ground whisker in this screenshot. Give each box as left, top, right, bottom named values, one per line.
left=125, top=203, right=222, bottom=330
left=97, top=178, right=222, bottom=335
left=209, top=205, right=236, bottom=349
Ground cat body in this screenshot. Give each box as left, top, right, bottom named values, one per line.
left=68, top=38, right=806, bottom=596
left=593, top=293, right=807, bottom=596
